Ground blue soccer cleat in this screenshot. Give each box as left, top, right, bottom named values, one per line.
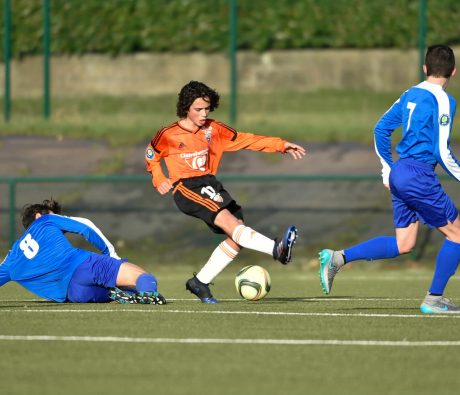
left=273, top=225, right=298, bottom=264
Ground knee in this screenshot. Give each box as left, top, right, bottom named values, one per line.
left=396, top=234, right=417, bottom=254
left=447, top=235, right=460, bottom=244
left=233, top=218, right=244, bottom=230
left=117, top=262, right=146, bottom=287
left=397, top=241, right=415, bottom=255
left=446, top=225, right=460, bottom=244
left=214, top=210, right=243, bottom=234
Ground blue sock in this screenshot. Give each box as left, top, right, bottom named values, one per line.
left=344, top=236, right=399, bottom=263
left=429, top=239, right=460, bottom=295
left=135, top=273, right=158, bottom=293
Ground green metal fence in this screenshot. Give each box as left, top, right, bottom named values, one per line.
left=1, top=173, right=455, bottom=264
left=1, top=173, right=382, bottom=247
left=2, top=0, right=428, bottom=123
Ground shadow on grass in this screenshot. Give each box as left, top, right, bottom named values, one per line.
left=256, top=297, right=320, bottom=303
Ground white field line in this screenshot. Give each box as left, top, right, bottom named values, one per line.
left=300, top=276, right=458, bottom=281
left=1, top=308, right=459, bottom=319
left=0, top=297, right=425, bottom=303
left=160, top=274, right=460, bottom=281
left=0, top=335, right=459, bottom=347
left=168, top=297, right=422, bottom=301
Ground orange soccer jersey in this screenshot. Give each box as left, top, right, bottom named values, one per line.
left=145, top=119, right=286, bottom=188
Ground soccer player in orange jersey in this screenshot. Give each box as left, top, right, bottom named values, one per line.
left=145, top=81, right=306, bottom=303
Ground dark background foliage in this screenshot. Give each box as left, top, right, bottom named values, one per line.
left=1, top=0, right=460, bottom=58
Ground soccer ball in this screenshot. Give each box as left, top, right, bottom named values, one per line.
left=235, top=265, right=271, bottom=301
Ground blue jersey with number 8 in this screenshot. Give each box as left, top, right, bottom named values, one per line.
left=0, top=214, right=119, bottom=302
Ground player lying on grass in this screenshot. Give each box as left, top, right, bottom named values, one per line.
left=145, top=80, right=306, bottom=303
left=0, top=199, right=166, bottom=304
left=319, top=44, right=460, bottom=314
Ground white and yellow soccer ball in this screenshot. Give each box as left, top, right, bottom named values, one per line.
left=235, top=265, right=271, bottom=301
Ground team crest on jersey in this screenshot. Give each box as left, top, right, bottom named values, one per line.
left=439, top=114, right=450, bottom=126
left=145, top=147, right=154, bottom=160
left=202, top=126, right=213, bottom=143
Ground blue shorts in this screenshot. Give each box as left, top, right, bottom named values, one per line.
left=67, top=254, right=127, bottom=303
left=389, top=158, right=458, bottom=228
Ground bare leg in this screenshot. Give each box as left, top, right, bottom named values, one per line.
left=115, top=262, right=146, bottom=288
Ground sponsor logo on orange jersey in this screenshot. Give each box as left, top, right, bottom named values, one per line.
left=180, top=149, right=208, bottom=171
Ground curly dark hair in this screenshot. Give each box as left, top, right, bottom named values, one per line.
left=21, top=199, right=62, bottom=229
left=176, top=81, right=220, bottom=118
left=425, top=44, right=455, bottom=78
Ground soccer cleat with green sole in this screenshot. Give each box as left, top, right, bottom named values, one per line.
left=108, top=287, right=136, bottom=304
left=318, top=249, right=344, bottom=295
left=135, top=291, right=167, bottom=305
left=420, top=294, right=460, bottom=314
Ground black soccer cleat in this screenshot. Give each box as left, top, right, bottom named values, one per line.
left=108, top=287, right=137, bottom=304
left=185, top=274, right=218, bottom=304
left=273, top=225, right=298, bottom=264
left=135, top=291, right=167, bottom=305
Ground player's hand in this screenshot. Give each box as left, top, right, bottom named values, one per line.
left=156, top=179, right=173, bottom=195
left=284, top=142, right=306, bottom=159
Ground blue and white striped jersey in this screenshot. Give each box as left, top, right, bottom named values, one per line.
left=0, top=214, right=120, bottom=302
left=374, top=81, right=460, bottom=184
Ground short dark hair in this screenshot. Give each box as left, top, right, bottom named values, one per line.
left=21, top=199, right=62, bottom=229
left=176, top=81, right=220, bottom=118
left=425, top=45, right=455, bottom=78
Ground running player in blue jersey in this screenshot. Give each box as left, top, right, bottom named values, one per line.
left=0, top=199, right=166, bottom=304
left=319, top=44, right=460, bottom=314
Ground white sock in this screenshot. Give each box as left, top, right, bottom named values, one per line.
left=196, top=241, right=239, bottom=284
left=232, top=224, right=275, bottom=256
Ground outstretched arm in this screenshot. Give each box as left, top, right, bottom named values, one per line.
left=50, top=214, right=121, bottom=259
left=284, top=142, right=306, bottom=160
left=69, top=216, right=121, bottom=259
left=224, top=130, right=306, bottom=159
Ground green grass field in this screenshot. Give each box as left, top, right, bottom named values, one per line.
left=2, top=88, right=460, bottom=394
left=1, top=264, right=459, bottom=395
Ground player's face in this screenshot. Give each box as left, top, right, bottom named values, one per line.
left=187, top=97, right=211, bottom=128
